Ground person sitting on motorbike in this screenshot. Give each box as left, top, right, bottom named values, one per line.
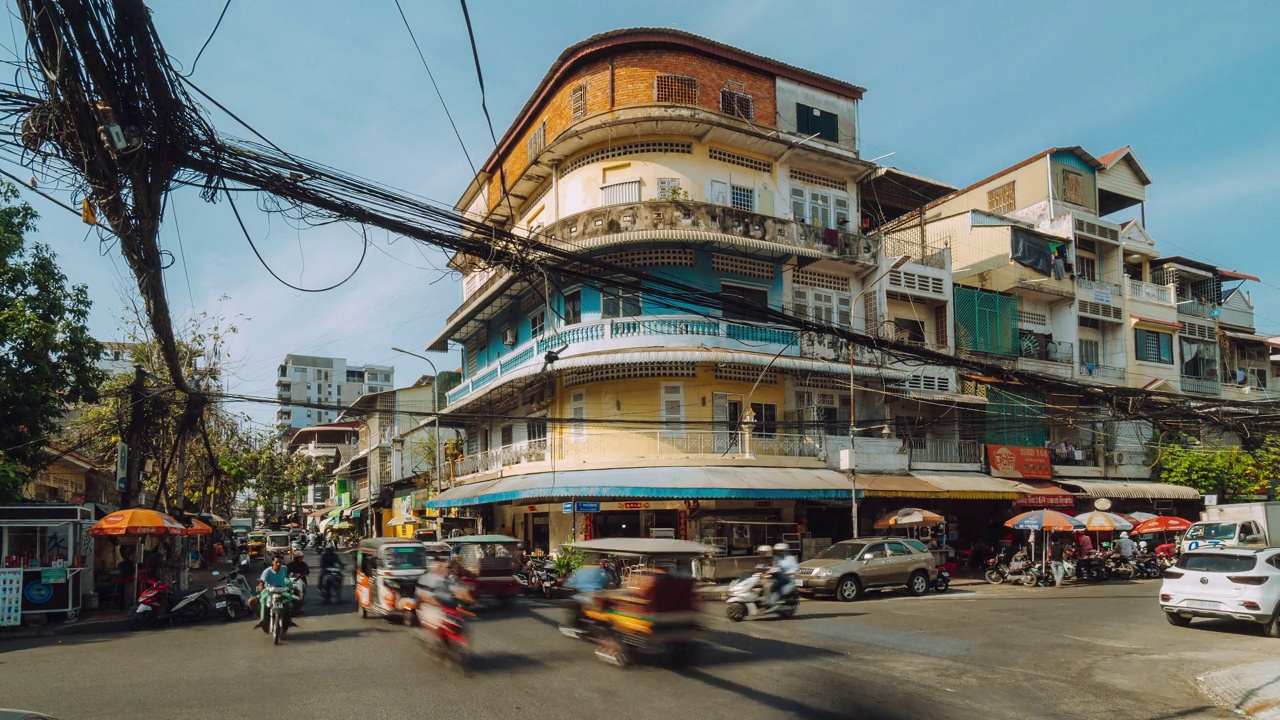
left=254, top=554, right=298, bottom=631
left=1137, top=540, right=1149, bottom=555
left=286, top=550, right=310, bottom=581
left=559, top=562, right=607, bottom=637
left=768, top=542, right=798, bottom=604
left=1115, top=532, right=1136, bottom=559
left=319, top=544, right=341, bottom=572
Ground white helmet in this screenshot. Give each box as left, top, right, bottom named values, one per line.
left=1120, top=532, right=1130, bottom=539
left=1138, top=541, right=1148, bottom=550
left=773, top=543, right=789, bottom=553
left=757, top=545, right=772, bottom=555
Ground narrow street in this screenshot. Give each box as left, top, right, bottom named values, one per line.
left=2, top=558, right=1270, bottom=719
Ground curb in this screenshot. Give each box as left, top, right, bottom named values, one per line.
left=1, top=617, right=134, bottom=642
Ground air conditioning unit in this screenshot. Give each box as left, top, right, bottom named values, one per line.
left=502, top=328, right=518, bottom=346
left=1111, top=451, right=1127, bottom=466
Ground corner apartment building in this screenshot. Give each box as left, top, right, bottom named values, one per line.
left=419, top=28, right=988, bottom=549
left=892, top=145, right=1272, bottom=498
left=275, top=354, right=394, bottom=430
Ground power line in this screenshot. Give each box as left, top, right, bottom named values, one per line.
left=180, top=0, right=231, bottom=78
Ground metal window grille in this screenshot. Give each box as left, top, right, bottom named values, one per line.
left=788, top=168, right=846, bottom=191
left=953, top=286, right=1019, bottom=356
left=719, top=88, right=754, bottom=120
left=730, top=185, right=754, bottom=211
left=987, top=182, right=1015, bottom=215
left=984, top=387, right=1047, bottom=447
left=570, top=83, right=588, bottom=119
left=655, top=74, right=698, bottom=104
left=711, top=253, right=773, bottom=280
left=561, top=141, right=693, bottom=176
left=710, top=147, right=772, bottom=174
left=794, top=269, right=848, bottom=292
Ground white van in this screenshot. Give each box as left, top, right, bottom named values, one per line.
left=265, top=531, right=292, bottom=558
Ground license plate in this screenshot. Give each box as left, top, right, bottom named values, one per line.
left=1186, top=600, right=1220, bottom=609
left=215, top=601, right=227, bottom=608
left=793, top=579, right=804, bottom=587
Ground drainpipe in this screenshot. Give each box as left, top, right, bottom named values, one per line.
left=1045, top=153, right=1055, bottom=219
left=552, top=162, right=559, bottom=223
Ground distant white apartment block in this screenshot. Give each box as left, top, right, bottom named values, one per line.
left=276, top=354, right=394, bottom=429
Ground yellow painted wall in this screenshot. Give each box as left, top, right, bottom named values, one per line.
left=929, top=158, right=1050, bottom=222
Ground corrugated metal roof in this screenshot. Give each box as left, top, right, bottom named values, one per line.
left=427, top=466, right=854, bottom=508
left=911, top=471, right=1024, bottom=499
left=1054, top=480, right=1200, bottom=500
left=856, top=474, right=942, bottom=496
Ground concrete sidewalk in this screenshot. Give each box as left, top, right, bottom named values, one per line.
left=1200, top=661, right=1280, bottom=719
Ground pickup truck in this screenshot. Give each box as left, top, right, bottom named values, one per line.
left=1180, top=502, right=1280, bottom=553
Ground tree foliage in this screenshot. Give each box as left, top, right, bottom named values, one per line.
left=0, top=184, right=103, bottom=502
left=218, top=433, right=324, bottom=509
left=64, top=300, right=249, bottom=513
left=1158, top=438, right=1280, bottom=502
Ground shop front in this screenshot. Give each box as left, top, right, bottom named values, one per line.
left=426, top=465, right=855, bottom=560
left=855, top=471, right=1030, bottom=558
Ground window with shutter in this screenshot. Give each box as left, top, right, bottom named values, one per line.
left=570, top=391, right=587, bottom=442
left=730, top=185, right=754, bottom=211
left=601, top=179, right=641, bottom=206
left=795, top=103, right=838, bottom=142
left=1063, top=170, right=1085, bottom=205
left=661, top=384, right=684, bottom=434
left=987, top=182, right=1015, bottom=215
left=792, top=289, right=809, bottom=321
left=527, top=122, right=546, bottom=164
left=563, top=290, right=582, bottom=325
left=934, top=304, right=948, bottom=348
left=570, top=83, right=588, bottom=120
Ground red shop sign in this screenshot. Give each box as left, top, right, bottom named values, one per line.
left=987, top=445, right=1052, bottom=480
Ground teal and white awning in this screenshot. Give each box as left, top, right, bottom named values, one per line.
left=426, top=466, right=856, bottom=508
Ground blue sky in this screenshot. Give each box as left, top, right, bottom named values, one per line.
left=6, top=1, right=1278, bottom=426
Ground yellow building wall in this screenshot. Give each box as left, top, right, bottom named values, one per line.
left=928, top=159, right=1050, bottom=222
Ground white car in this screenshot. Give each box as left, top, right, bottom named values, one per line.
left=1159, top=547, right=1280, bottom=636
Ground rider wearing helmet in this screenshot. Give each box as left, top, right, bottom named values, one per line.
left=766, top=543, right=799, bottom=605
left=286, top=550, right=310, bottom=581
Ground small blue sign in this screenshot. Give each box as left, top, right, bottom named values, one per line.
left=575, top=502, right=600, bottom=513
left=562, top=502, right=574, bottom=514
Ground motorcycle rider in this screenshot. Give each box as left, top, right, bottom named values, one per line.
left=767, top=542, right=798, bottom=604
left=1115, top=531, right=1137, bottom=560
left=253, top=554, right=299, bottom=632
left=318, top=543, right=342, bottom=599
left=559, top=562, right=607, bottom=638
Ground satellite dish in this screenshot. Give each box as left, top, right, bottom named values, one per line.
left=1094, top=498, right=1113, bottom=512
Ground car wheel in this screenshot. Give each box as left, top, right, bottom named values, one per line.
left=906, top=571, right=929, bottom=597
left=836, top=575, right=861, bottom=602
left=1265, top=610, right=1280, bottom=638
left=1165, top=612, right=1193, bottom=628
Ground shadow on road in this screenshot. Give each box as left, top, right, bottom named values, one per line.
left=284, top=627, right=383, bottom=644
left=676, top=666, right=918, bottom=720
left=467, top=650, right=548, bottom=674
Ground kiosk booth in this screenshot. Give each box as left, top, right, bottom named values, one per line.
left=0, top=505, right=95, bottom=625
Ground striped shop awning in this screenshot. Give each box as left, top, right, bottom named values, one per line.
left=1053, top=480, right=1200, bottom=501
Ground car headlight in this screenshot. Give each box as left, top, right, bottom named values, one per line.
left=813, top=568, right=832, bottom=578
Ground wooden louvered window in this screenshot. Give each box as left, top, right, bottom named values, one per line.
left=987, top=182, right=1015, bottom=215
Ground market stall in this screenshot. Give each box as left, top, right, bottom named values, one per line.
left=0, top=505, right=97, bottom=625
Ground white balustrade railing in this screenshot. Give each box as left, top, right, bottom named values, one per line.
left=1127, top=279, right=1174, bottom=305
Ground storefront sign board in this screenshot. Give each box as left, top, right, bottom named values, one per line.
left=987, top=445, right=1052, bottom=480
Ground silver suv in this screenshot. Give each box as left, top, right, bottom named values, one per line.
left=793, top=538, right=938, bottom=601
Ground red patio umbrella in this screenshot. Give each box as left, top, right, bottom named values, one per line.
left=1133, top=516, right=1193, bottom=534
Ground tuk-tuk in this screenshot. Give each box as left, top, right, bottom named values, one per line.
left=356, top=538, right=431, bottom=623
left=246, top=531, right=266, bottom=562
left=265, top=531, right=292, bottom=559
left=446, top=534, right=521, bottom=608
left=422, top=541, right=452, bottom=564
left=567, top=538, right=706, bottom=667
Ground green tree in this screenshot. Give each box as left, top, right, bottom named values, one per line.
left=1157, top=442, right=1276, bottom=502
left=0, top=184, right=103, bottom=502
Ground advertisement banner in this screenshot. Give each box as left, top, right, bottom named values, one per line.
left=987, top=445, right=1052, bottom=480
left=1014, top=494, right=1075, bottom=508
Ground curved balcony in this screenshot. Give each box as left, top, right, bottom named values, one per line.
left=542, top=200, right=879, bottom=265
left=446, top=313, right=800, bottom=405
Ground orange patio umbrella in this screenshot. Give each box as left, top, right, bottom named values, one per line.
left=89, top=508, right=188, bottom=536
left=1133, top=516, right=1193, bottom=534
left=185, top=518, right=213, bottom=535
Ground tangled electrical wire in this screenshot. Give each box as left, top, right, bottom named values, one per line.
left=0, top=0, right=1271, bottom=451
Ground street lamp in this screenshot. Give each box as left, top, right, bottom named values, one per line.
left=391, top=347, right=444, bottom=507
left=848, top=255, right=910, bottom=538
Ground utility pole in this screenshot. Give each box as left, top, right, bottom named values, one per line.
left=121, top=365, right=146, bottom=509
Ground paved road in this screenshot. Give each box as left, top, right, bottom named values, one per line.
left=2, top=564, right=1276, bottom=719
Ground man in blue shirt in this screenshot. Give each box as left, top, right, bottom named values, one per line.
left=254, top=555, right=297, bottom=631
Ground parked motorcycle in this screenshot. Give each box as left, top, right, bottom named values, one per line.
left=133, top=578, right=210, bottom=629
left=931, top=566, right=952, bottom=593
left=319, top=566, right=343, bottom=604
left=212, top=570, right=253, bottom=620
left=725, top=572, right=798, bottom=621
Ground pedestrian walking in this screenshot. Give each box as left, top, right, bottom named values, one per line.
left=1050, top=537, right=1066, bottom=587
left=1075, top=532, right=1093, bottom=556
